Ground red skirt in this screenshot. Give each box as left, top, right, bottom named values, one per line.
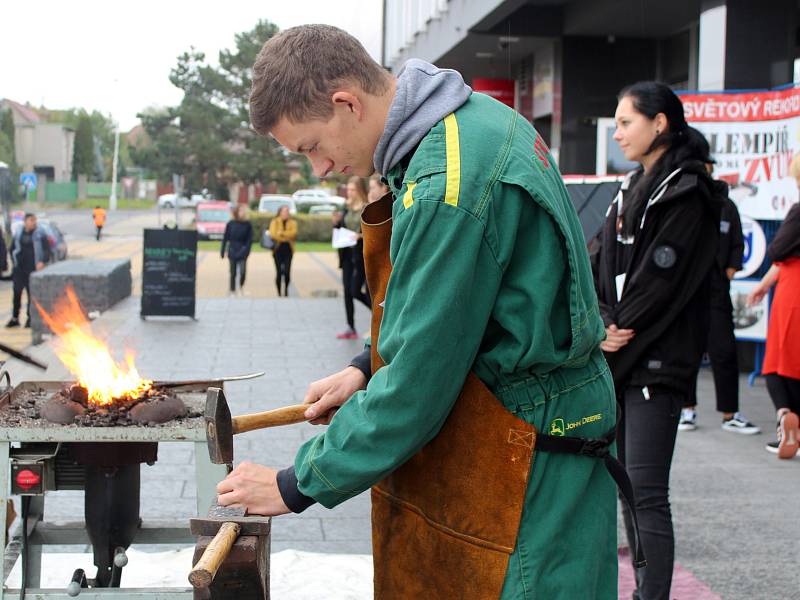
left=762, top=258, right=800, bottom=379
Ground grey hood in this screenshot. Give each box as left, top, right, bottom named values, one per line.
left=373, top=59, right=472, bottom=176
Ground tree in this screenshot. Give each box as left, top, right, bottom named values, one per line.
left=0, top=110, right=14, bottom=158
left=72, top=113, right=95, bottom=180
left=131, top=19, right=290, bottom=196
left=0, top=109, right=19, bottom=201
left=49, top=109, right=118, bottom=179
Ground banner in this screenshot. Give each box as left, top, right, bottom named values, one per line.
left=679, top=87, right=800, bottom=220
left=473, top=79, right=515, bottom=108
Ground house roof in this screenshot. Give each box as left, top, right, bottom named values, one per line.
left=1, top=99, right=41, bottom=125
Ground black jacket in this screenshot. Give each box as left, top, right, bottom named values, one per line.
left=591, top=163, right=722, bottom=394
left=767, top=202, right=800, bottom=263
left=709, top=184, right=744, bottom=307
left=221, top=220, right=253, bottom=262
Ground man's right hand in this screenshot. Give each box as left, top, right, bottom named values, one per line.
left=303, top=366, right=367, bottom=425
left=600, top=324, right=635, bottom=353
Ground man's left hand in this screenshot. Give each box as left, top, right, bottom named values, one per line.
left=216, top=462, right=291, bottom=516
left=35, top=262, right=44, bottom=271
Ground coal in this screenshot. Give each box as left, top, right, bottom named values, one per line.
left=129, top=395, right=187, bottom=424
left=41, top=398, right=85, bottom=424
left=69, top=384, right=89, bottom=406
left=39, top=385, right=188, bottom=426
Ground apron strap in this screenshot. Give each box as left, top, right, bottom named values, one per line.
left=536, top=411, right=647, bottom=569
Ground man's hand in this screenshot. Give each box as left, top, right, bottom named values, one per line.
left=216, top=462, right=290, bottom=516
left=725, top=267, right=738, bottom=281
left=600, top=324, right=635, bottom=353
left=303, top=366, right=367, bottom=425
left=35, top=262, right=44, bottom=271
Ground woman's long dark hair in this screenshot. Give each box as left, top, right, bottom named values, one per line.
left=618, top=81, right=712, bottom=236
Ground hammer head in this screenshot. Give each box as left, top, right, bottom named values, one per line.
left=205, top=387, right=233, bottom=465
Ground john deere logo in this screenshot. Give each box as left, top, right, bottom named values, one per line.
left=550, top=418, right=565, bottom=436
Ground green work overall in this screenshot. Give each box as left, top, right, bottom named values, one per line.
left=294, top=93, right=618, bottom=598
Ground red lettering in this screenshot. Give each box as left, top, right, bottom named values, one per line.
left=533, top=135, right=550, bottom=169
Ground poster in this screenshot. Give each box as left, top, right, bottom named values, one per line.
left=680, top=87, right=800, bottom=220
left=729, top=280, right=769, bottom=341
left=734, top=215, right=767, bottom=279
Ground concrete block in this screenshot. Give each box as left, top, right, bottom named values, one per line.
left=29, top=259, right=132, bottom=343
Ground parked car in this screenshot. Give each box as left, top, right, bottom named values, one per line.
left=195, top=201, right=231, bottom=240
left=257, top=195, right=297, bottom=215
left=158, top=192, right=212, bottom=209
left=308, top=204, right=338, bottom=215
left=38, top=219, right=68, bottom=262
left=10, top=218, right=67, bottom=263
left=291, top=189, right=331, bottom=203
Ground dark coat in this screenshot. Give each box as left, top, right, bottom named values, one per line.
left=767, top=202, right=800, bottom=262
left=709, top=183, right=744, bottom=308
left=221, top=220, right=253, bottom=262
left=591, top=163, right=722, bottom=394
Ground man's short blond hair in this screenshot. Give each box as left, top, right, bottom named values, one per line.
left=250, top=24, right=389, bottom=134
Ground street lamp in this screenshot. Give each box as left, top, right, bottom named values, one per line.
left=109, top=121, right=120, bottom=211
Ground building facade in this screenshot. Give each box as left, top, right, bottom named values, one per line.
left=2, top=99, right=75, bottom=183
left=383, top=0, right=799, bottom=174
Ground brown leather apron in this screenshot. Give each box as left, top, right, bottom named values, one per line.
left=362, top=194, right=537, bottom=599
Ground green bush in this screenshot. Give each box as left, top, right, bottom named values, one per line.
left=249, top=213, right=334, bottom=243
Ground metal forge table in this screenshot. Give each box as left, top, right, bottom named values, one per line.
left=0, top=380, right=228, bottom=600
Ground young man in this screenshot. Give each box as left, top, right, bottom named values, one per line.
left=6, top=213, right=46, bottom=328
left=217, top=25, right=625, bottom=598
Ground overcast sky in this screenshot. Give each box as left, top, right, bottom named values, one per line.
left=0, top=1, right=382, bottom=130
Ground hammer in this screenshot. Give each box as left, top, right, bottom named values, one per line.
left=205, top=387, right=310, bottom=468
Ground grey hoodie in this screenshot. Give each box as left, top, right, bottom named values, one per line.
left=373, top=59, right=472, bottom=177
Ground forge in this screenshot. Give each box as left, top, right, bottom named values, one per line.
left=0, top=376, right=228, bottom=599
left=40, top=383, right=188, bottom=426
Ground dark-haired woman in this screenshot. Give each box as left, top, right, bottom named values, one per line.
left=591, top=81, right=721, bottom=600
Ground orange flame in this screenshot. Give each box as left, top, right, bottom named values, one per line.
left=35, top=287, right=152, bottom=405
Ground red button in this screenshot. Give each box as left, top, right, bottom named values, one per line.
left=16, top=469, right=41, bottom=491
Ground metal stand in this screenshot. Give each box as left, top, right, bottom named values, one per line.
left=0, top=432, right=226, bottom=599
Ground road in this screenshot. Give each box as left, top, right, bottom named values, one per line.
left=0, top=207, right=345, bottom=360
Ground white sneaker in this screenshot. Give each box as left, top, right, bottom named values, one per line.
left=678, top=408, right=697, bottom=431
left=721, top=412, right=761, bottom=435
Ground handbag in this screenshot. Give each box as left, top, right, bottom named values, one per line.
left=260, top=229, right=275, bottom=249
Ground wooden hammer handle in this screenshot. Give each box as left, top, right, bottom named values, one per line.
left=231, top=404, right=309, bottom=434
left=188, top=521, right=241, bottom=588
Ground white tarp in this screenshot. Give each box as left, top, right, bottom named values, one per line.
left=6, top=548, right=374, bottom=599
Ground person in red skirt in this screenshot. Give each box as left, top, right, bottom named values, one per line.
left=747, top=158, right=800, bottom=458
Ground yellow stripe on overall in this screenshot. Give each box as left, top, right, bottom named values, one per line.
left=402, top=182, right=416, bottom=208
left=443, top=113, right=461, bottom=207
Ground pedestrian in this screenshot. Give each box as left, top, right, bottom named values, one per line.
left=679, top=148, right=760, bottom=434
left=335, top=176, right=370, bottom=339
left=6, top=213, right=47, bottom=328
left=591, top=81, right=722, bottom=600
left=746, top=154, right=800, bottom=459
left=92, top=205, right=106, bottom=241
left=220, top=204, right=253, bottom=296
left=268, top=205, right=296, bottom=297
left=368, top=174, right=389, bottom=203
left=218, top=25, right=641, bottom=600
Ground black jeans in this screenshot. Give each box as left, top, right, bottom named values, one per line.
left=618, top=385, right=682, bottom=600
left=273, top=247, right=292, bottom=296
left=12, top=269, right=32, bottom=320
left=228, top=258, right=247, bottom=292
left=96, top=225, right=103, bottom=241
left=687, top=303, right=739, bottom=413
left=341, top=251, right=371, bottom=329
left=765, top=373, right=800, bottom=415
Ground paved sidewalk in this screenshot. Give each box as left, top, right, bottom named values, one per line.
left=1, top=293, right=797, bottom=599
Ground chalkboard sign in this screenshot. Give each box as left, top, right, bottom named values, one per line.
left=141, top=228, right=198, bottom=318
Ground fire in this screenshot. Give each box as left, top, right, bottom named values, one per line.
left=35, top=287, right=152, bottom=405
